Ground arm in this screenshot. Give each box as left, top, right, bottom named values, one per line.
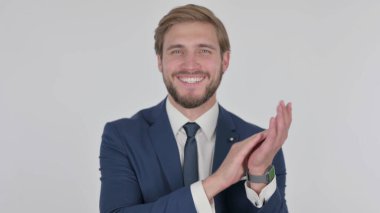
left=245, top=101, right=291, bottom=212
left=202, top=101, right=291, bottom=212
left=99, top=123, right=196, bottom=213
left=249, top=149, right=288, bottom=213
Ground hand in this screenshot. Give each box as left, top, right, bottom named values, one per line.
left=247, top=100, right=292, bottom=175
left=202, top=132, right=267, bottom=201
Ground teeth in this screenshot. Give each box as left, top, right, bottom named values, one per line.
left=179, top=77, right=204, bottom=83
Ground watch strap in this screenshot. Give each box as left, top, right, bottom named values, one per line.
left=247, top=165, right=275, bottom=184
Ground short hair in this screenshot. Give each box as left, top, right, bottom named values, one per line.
left=154, top=4, right=230, bottom=57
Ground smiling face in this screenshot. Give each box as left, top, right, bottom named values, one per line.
left=158, top=22, right=230, bottom=109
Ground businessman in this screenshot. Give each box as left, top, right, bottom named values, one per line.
left=99, top=4, right=292, bottom=213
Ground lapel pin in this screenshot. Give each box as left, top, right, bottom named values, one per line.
left=229, top=137, right=235, bottom=142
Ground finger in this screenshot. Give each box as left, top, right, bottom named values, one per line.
left=276, top=106, right=289, bottom=148
left=239, top=132, right=267, bottom=157
left=259, top=129, right=269, bottom=138
left=281, top=101, right=291, bottom=128
left=257, top=116, right=278, bottom=156
left=281, top=100, right=292, bottom=130
left=276, top=101, right=287, bottom=142
left=264, top=116, right=277, bottom=146
left=247, top=132, right=267, bottom=149
left=286, top=102, right=292, bottom=127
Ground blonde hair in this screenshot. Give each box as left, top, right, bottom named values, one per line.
left=154, top=4, right=230, bottom=56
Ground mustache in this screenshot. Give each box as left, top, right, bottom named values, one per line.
left=172, top=70, right=210, bottom=78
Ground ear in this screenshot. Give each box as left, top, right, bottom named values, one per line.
left=222, top=51, right=230, bottom=73
left=157, top=54, right=163, bottom=73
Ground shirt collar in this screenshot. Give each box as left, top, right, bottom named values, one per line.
left=166, top=98, right=219, bottom=141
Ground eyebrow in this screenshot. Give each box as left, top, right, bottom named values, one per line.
left=165, top=44, right=182, bottom=52
left=165, top=43, right=217, bottom=51
left=198, top=44, right=217, bottom=50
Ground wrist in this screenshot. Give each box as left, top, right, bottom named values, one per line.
left=248, top=161, right=273, bottom=175
left=202, top=173, right=226, bottom=201
left=247, top=165, right=275, bottom=194
left=248, top=166, right=267, bottom=176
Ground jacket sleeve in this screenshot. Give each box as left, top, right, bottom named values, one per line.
left=99, top=123, right=197, bottom=213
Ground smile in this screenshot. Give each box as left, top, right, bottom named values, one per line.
left=178, top=76, right=205, bottom=84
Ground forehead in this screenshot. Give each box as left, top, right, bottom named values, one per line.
left=163, top=22, right=219, bottom=49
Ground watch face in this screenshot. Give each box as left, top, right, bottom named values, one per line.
left=267, top=165, right=276, bottom=182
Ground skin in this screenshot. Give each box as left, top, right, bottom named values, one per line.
left=157, top=22, right=229, bottom=121
left=157, top=21, right=292, bottom=202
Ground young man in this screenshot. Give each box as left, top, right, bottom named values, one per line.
left=99, top=4, right=292, bottom=213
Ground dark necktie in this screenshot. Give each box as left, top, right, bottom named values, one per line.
left=183, top=122, right=200, bottom=186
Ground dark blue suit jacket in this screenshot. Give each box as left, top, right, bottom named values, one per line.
left=99, top=99, right=288, bottom=213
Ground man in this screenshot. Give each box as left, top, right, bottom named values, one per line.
left=99, top=4, right=292, bottom=213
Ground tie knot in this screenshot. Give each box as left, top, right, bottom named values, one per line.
left=183, top=122, right=200, bottom=138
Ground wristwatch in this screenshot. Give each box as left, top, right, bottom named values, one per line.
left=247, top=165, right=276, bottom=184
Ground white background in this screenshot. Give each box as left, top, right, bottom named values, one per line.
left=1, top=0, right=379, bottom=212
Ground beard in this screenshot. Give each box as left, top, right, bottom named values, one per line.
left=163, top=69, right=223, bottom=109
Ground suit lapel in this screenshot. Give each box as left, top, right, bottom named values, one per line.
left=145, top=101, right=240, bottom=195
left=212, top=106, right=240, bottom=213
left=147, top=100, right=184, bottom=191
left=212, top=105, right=240, bottom=172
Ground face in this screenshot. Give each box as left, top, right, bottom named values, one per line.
left=157, top=22, right=230, bottom=109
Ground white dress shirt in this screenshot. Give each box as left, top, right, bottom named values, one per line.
left=166, top=99, right=276, bottom=212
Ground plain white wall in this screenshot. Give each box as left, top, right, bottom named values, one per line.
left=1, top=0, right=379, bottom=212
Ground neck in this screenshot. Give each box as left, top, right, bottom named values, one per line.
left=168, top=95, right=217, bottom=121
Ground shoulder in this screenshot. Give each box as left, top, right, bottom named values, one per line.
left=219, top=105, right=265, bottom=139
left=103, top=100, right=164, bottom=136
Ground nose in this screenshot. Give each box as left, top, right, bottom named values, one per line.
left=181, top=53, right=200, bottom=71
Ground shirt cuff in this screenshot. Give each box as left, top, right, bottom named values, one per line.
left=190, top=181, right=214, bottom=213
left=245, top=176, right=277, bottom=208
